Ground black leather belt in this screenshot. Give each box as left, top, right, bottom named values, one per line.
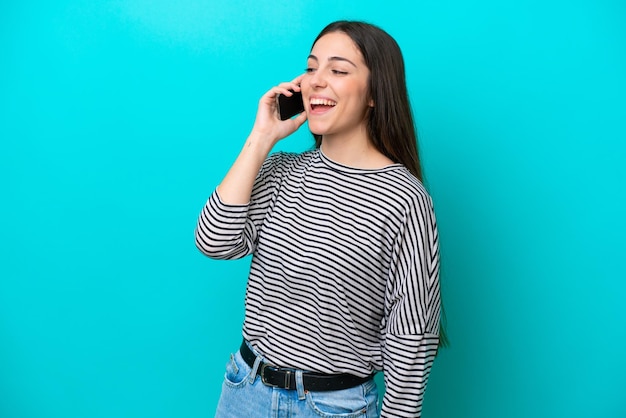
left=239, top=340, right=372, bottom=392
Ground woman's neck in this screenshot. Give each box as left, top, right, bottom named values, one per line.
left=320, top=132, right=394, bottom=169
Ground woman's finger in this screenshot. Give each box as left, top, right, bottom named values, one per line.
left=263, top=85, right=294, bottom=101
left=290, top=74, right=305, bottom=88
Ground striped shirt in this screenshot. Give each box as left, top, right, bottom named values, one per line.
left=195, top=148, right=440, bottom=417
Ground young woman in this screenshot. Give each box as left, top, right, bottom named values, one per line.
left=195, top=21, right=442, bottom=418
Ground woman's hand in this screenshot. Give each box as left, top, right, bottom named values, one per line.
left=250, top=75, right=307, bottom=146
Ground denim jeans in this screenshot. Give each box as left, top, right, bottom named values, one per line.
left=214, top=344, right=379, bottom=417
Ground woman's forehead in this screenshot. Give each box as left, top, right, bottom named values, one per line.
left=310, top=32, right=364, bottom=64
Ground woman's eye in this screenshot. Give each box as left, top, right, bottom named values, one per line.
left=305, top=67, right=316, bottom=73
left=332, top=70, right=348, bottom=75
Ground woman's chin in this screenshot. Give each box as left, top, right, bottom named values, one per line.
left=307, top=122, right=326, bottom=136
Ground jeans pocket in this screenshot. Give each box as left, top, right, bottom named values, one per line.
left=305, top=379, right=378, bottom=418
left=223, top=351, right=253, bottom=388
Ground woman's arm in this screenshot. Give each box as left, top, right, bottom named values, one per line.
left=217, top=77, right=307, bottom=205
left=195, top=77, right=307, bottom=259
left=382, top=192, right=441, bottom=417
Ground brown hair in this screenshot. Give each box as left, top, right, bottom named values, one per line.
left=311, top=21, right=423, bottom=181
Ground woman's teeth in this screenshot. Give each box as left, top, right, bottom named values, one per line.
left=310, top=98, right=337, bottom=110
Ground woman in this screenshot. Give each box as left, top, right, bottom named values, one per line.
left=195, top=21, right=442, bottom=418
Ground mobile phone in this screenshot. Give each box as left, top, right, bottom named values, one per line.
left=277, top=90, right=304, bottom=120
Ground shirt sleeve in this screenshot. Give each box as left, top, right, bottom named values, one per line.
left=381, top=191, right=441, bottom=417
left=194, top=152, right=284, bottom=260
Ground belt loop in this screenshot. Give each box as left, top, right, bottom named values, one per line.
left=249, top=355, right=262, bottom=384
left=295, top=370, right=305, bottom=400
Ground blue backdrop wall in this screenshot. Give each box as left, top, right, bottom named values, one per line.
left=2, top=1, right=625, bottom=417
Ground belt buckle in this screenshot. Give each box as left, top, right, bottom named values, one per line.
left=260, top=363, right=293, bottom=389
left=259, top=363, right=278, bottom=387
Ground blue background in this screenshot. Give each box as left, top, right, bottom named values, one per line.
left=2, top=1, right=625, bottom=417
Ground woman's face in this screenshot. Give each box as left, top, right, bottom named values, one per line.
left=301, top=32, right=372, bottom=141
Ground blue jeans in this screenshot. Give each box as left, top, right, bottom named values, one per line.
left=214, top=345, right=379, bottom=417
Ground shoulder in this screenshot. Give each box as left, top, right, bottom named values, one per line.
left=384, top=167, right=433, bottom=211
left=256, top=150, right=318, bottom=185
left=266, top=149, right=317, bottom=166
left=261, top=149, right=318, bottom=175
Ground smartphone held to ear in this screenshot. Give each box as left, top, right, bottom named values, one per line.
left=277, top=91, right=305, bottom=120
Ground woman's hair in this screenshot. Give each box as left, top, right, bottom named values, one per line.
left=311, top=21, right=423, bottom=181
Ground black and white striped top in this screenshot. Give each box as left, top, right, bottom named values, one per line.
left=195, top=148, right=440, bottom=417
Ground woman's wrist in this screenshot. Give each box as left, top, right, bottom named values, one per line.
left=245, top=130, right=278, bottom=156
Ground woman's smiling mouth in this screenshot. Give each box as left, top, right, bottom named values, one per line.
left=309, top=97, right=337, bottom=113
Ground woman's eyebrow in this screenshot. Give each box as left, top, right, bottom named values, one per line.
left=307, top=54, right=357, bottom=68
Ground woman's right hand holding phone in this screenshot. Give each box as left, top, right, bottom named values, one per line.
left=250, top=76, right=307, bottom=147
left=216, top=76, right=307, bottom=205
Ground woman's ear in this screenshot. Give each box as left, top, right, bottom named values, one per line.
left=368, top=98, right=375, bottom=108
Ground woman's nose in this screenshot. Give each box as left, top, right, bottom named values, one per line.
left=308, top=70, right=326, bottom=89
